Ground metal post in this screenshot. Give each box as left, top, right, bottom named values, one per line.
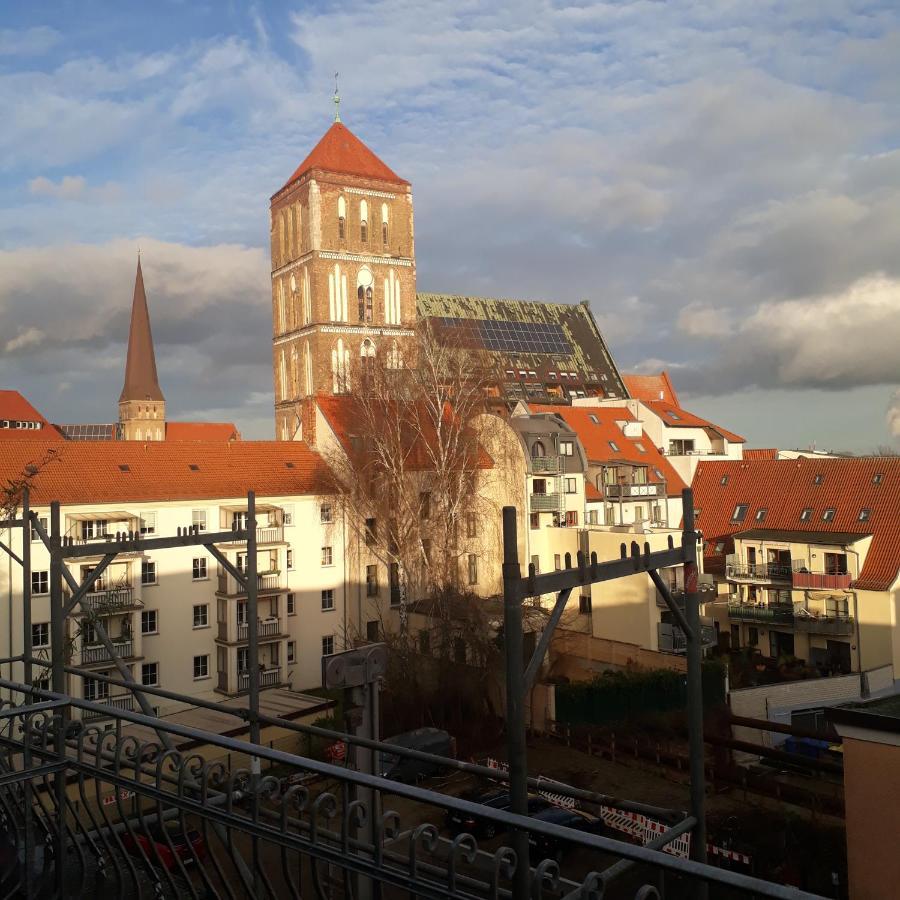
left=681, top=488, right=708, bottom=894
left=21, top=490, right=34, bottom=900
left=502, top=506, right=529, bottom=898
left=245, top=492, right=261, bottom=891
left=49, top=502, right=67, bottom=895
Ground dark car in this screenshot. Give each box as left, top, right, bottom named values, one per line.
left=380, top=728, right=453, bottom=783
left=446, top=789, right=550, bottom=840
left=527, top=806, right=604, bottom=863
left=122, top=820, right=207, bottom=870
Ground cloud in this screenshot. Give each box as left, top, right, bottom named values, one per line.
left=4, top=327, right=45, bottom=353
left=27, top=175, right=122, bottom=202
left=888, top=390, right=900, bottom=439
left=677, top=303, right=733, bottom=339
left=0, top=27, right=60, bottom=57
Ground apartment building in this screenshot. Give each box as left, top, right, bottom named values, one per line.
left=0, top=440, right=347, bottom=718
left=693, top=456, right=900, bottom=674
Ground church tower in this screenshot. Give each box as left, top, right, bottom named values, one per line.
left=119, top=257, right=166, bottom=441
left=270, top=103, right=417, bottom=440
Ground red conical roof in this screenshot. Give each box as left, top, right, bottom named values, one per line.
left=279, top=122, right=409, bottom=192
left=119, top=258, right=164, bottom=403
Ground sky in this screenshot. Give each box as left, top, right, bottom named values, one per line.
left=1, top=0, right=899, bottom=451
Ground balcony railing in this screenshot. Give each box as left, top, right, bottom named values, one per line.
left=793, top=614, right=855, bottom=636
left=727, top=603, right=794, bottom=625
left=220, top=525, right=284, bottom=546
left=725, top=562, right=793, bottom=583
left=530, top=492, right=562, bottom=512
left=604, top=483, right=662, bottom=498
left=78, top=585, right=136, bottom=613
left=236, top=617, right=282, bottom=642
left=531, top=457, right=560, bottom=474
left=217, top=571, right=284, bottom=596
left=238, top=666, right=281, bottom=692
left=81, top=640, right=134, bottom=665
left=657, top=622, right=717, bottom=653
left=792, top=570, right=852, bottom=590
left=82, top=694, right=136, bottom=721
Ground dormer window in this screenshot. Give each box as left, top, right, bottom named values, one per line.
left=756, top=508, right=767, bottom=521
left=822, top=508, right=836, bottom=522
left=608, top=441, right=620, bottom=451
left=589, top=414, right=599, bottom=424
left=720, top=475, right=728, bottom=485
left=873, top=473, right=884, bottom=485
left=814, top=474, right=824, bottom=485
left=731, top=504, right=748, bottom=522
left=800, top=507, right=812, bottom=521
left=858, top=508, right=871, bottom=521
left=666, top=410, right=681, bottom=420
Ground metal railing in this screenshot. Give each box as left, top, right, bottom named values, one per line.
left=530, top=457, right=560, bottom=474
left=529, top=492, right=561, bottom=512
left=217, top=570, right=283, bottom=596
left=792, top=614, right=855, bottom=635
left=81, top=693, right=136, bottom=720
left=80, top=639, right=134, bottom=664
left=237, top=617, right=282, bottom=641
left=725, top=562, right=794, bottom=582
left=727, top=603, right=795, bottom=624
left=604, top=483, right=662, bottom=498
left=79, top=585, right=135, bottom=613
left=238, top=666, right=281, bottom=691
left=220, top=524, right=284, bottom=545
left=658, top=622, right=717, bottom=653
left=792, top=570, right=852, bottom=590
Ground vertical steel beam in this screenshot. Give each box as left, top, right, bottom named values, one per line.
left=502, top=506, right=529, bottom=898
left=681, top=488, right=708, bottom=896
left=49, top=502, right=67, bottom=895
left=21, top=490, right=34, bottom=900
left=245, top=492, right=261, bottom=892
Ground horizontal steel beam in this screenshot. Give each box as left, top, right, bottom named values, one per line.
left=59, top=527, right=249, bottom=559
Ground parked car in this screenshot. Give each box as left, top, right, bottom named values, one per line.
left=122, top=820, right=207, bottom=870
left=527, top=806, right=604, bottom=863
left=380, top=728, right=453, bottom=783
left=446, top=788, right=550, bottom=839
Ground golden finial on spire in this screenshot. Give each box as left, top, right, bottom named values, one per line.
left=333, top=71, right=341, bottom=123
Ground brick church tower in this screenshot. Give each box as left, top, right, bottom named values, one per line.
left=270, top=105, right=417, bottom=440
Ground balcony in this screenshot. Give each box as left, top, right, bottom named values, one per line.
left=657, top=622, right=717, bottom=653
left=792, top=614, right=855, bottom=636
left=725, top=562, right=793, bottom=584
left=531, top=457, right=560, bottom=474
left=604, top=483, right=662, bottom=499
left=792, top=570, right=852, bottom=590
left=727, top=603, right=794, bottom=625
left=73, top=585, right=137, bottom=614
left=238, top=667, right=282, bottom=692
left=530, top=493, right=562, bottom=512
left=81, top=640, right=134, bottom=665
left=237, top=617, right=282, bottom=642
left=217, top=571, right=284, bottom=597
left=218, top=525, right=285, bottom=547
left=82, top=694, right=136, bottom=721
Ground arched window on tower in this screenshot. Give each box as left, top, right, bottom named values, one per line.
left=357, top=267, right=374, bottom=323
left=360, top=199, right=368, bottom=243
left=360, top=338, right=376, bottom=387
left=381, top=203, right=389, bottom=248
left=338, top=196, right=346, bottom=240
left=332, top=338, right=350, bottom=394
left=387, top=339, right=403, bottom=370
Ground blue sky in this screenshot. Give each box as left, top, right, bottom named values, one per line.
left=1, top=1, right=899, bottom=450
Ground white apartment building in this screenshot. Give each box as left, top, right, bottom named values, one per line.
left=0, top=440, right=347, bottom=718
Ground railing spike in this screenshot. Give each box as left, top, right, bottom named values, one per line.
left=620, top=542, right=627, bottom=559
left=564, top=552, right=572, bottom=569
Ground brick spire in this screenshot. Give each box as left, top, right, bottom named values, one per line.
left=119, top=256, right=164, bottom=403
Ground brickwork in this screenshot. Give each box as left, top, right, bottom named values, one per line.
left=118, top=399, right=165, bottom=441
left=270, top=132, right=418, bottom=437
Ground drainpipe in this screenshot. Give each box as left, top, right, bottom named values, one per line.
left=846, top=546, right=863, bottom=684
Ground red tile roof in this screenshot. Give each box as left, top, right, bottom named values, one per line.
left=585, top=482, right=603, bottom=501
left=166, top=422, right=241, bottom=441
left=0, top=440, right=334, bottom=505
left=744, top=448, right=778, bottom=460
left=692, top=457, right=900, bottom=591
left=643, top=400, right=745, bottom=444
left=623, top=371, right=679, bottom=405
left=279, top=123, right=409, bottom=193
left=529, top=403, right=687, bottom=495
left=0, top=391, right=64, bottom=440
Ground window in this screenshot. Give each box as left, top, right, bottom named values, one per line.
left=287, top=593, right=296, bottom=615
left=31, top=571, right=49, bottom=595
left=30, top=515, right=47, bottom=542
left=554, top=554, right=561, bottom=571
left=665, top=410, right=682, bottom=420
left=32, top=623, right=49, bottom=649
left=873, top=473, right=884, bottom=485
left=192, top=558, right=207, bottom=580
left=589, top=414, right=599, bottom=424
left=530, top=555, right=540, bottom=575
left=800, top=508, right=812, bottom=521
left=634, top=442, right=646, bottom=453
left=282, top=505, right=294, bottom=526
left=565, top=477, right=576, bottom=494
left=321, top=589, right=335, bottom=611
left=560, top=440, right=574, bottom=456
left=192, top=509, right=207, bottom=532
left=814, top=474, right=824, bottom=485
left=139, top=512, right=156, bottom=535
left=141, top=560, right=157, bottom=585
left=419, top=492, right=431, bottom=519
left=322, top=635, right=335, bottom=657
left=321, top=546, right=333, bottom=566
left=532, top=478, right=547, bottom=495
left=822, top=508, right=836, bottom=522
left=389, top=563, right=400, bottom=606
left=530, top=512, right=539, bottom=529
left=565, top=510, right=579, bottom=527
left=731, top=504, right=749, bottom=523
left=141, top=610, right=158, bottom=635
left=366, top=565, right=378, bottom=597
left=748, top=627, right=759, bottom=647
left=467, top=554, right=478, bottom=585
left=192, top=604, right=208, bottom=629
left=360, top=517, right=376, bottom=547
left=287, top=549, right=294, bottom=570
left=84, top=677, right=109, bottom=702
left=531, top=440, right=546, bottom=458
left=81, top=519, right=108, bottom=540
left=608, top=441, right=620, bottom=452
left=714, top=541, right=725, bottom=553
left=579, top=593, right=592, bottom=615
left=193, top=655, right=209, bottom=680
left=858, top=508, right=871, bottom=522
left=755, top=508, right=768, bottom=522
left=668, top=439, right=695, bottom=455
left=320, top=504, right=333, bottom=524
left=720, top=475, right=729, bottom=486
left=141, top=663, right=159, bottom=687
left=382, top=220, right=388, bottom=247
left=237, top=647, right=249, bottom=673
left=466, top=512, right=477, bottom=538
left=287, top=641, right=296, bottom=663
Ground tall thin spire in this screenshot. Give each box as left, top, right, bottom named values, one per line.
left=119, top=256, right=164, bottom=403
left=333, top=71, right=341, bottom=122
